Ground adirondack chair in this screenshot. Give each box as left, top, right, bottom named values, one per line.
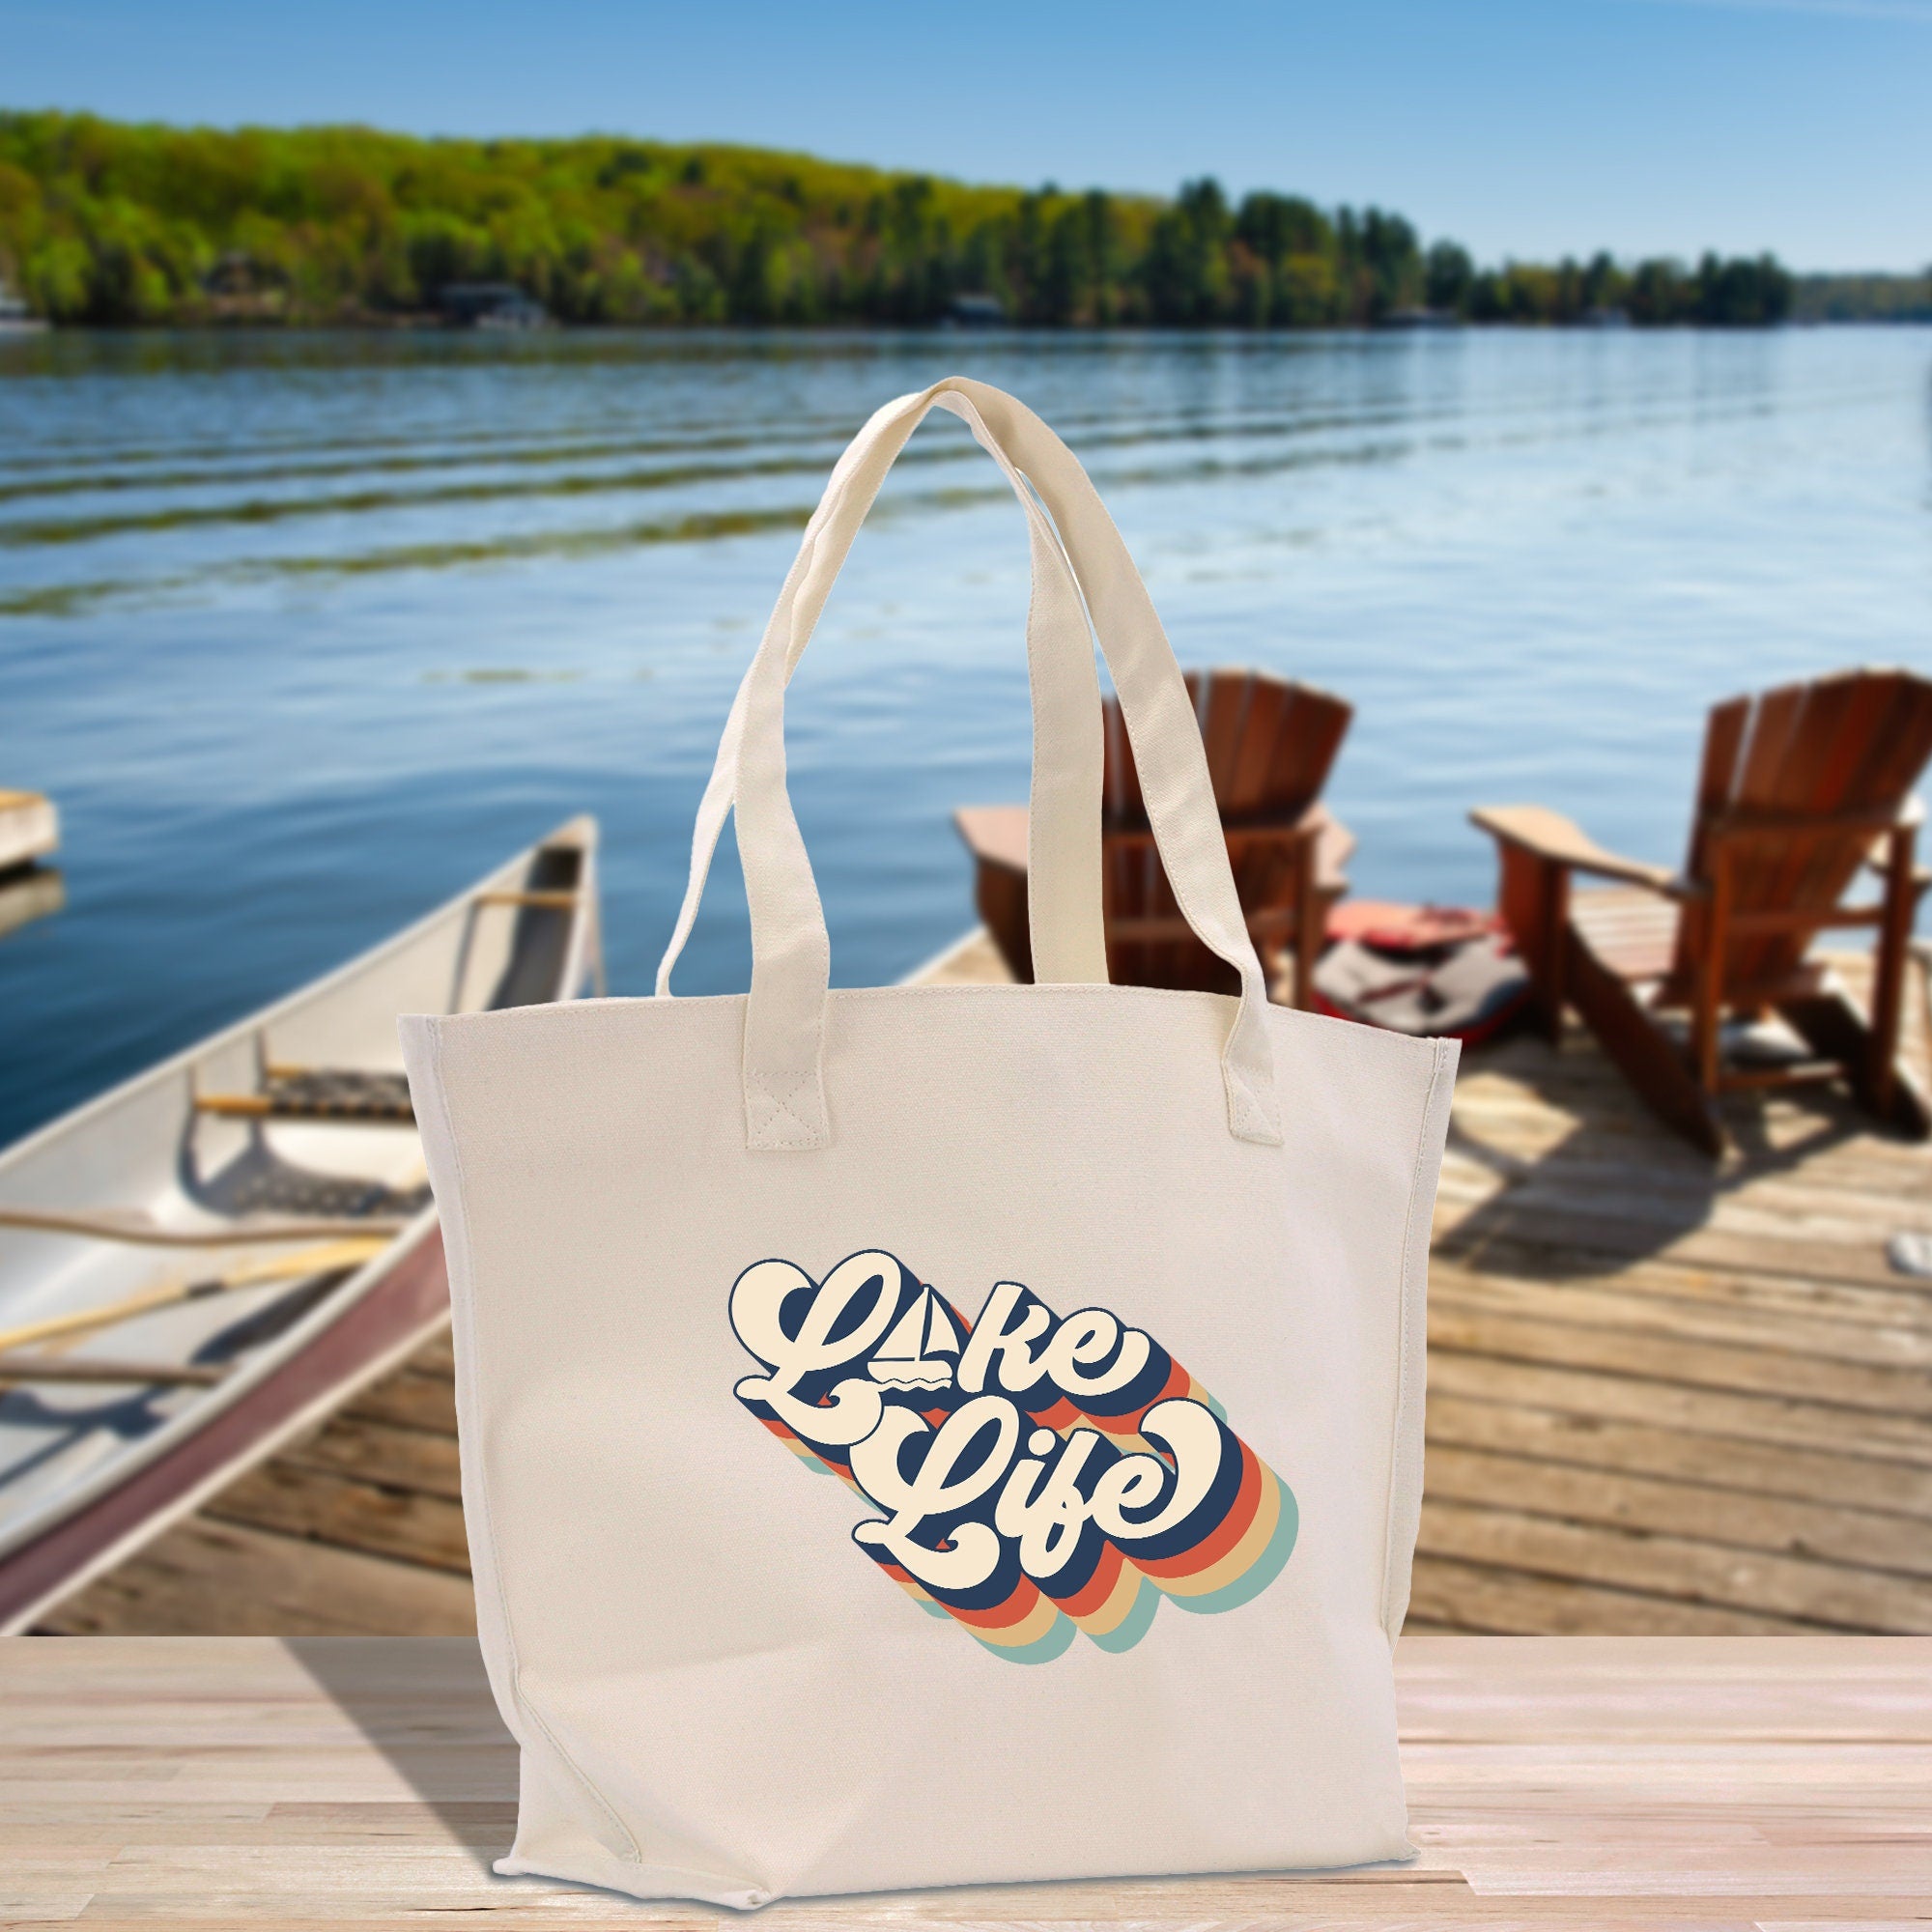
left=954, top=668, right=1353, bottom=1005
left=1472, top=668, right=1932, bottom=1154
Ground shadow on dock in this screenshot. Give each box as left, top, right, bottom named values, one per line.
left=1438, top=1048, right=1878, bottom=1280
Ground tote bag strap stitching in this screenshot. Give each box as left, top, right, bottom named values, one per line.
left=747, top=1065, right=825, bottom=1149
left=421, top=1027, right=644, bottom=1867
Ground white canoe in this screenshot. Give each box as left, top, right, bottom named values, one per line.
left=0, top=816, right=600, bottom=1630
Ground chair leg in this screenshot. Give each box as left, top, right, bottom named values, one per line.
left=1290, top=832, right=1323, bottom=1011
left=1869, top=822, right=1918, bottom=1117
left=973, top=860, right=1034, bottom=983
left=1688, top=844, right=1730, bottom=1107
left=1493, top=845, right=1568, bottom=1042
left=1565, top=928, right=1725, bottom=1155
left=1779, top=987, right=1932, bottom=1140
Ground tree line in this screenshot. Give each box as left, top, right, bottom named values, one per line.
left=0, top=111, right=1799, bottom=329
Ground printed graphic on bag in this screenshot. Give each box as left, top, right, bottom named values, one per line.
left=730, top=1250, right=1298, bottom=1662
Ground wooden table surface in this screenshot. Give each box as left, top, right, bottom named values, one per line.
left=2, top=1637, right=1928, bottom=1926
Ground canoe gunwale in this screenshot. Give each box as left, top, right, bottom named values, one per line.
left=0, top=816, right=598, bottom=1591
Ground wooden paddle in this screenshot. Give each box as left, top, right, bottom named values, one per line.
left=0, top=1207, right=410, bottom=1247
left=0, top=1357, right=225, bottom=1388
left=0, top=1237, right=389, bottom=1356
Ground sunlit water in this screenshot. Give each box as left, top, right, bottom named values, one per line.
left=3, top=327, right=1929, bottom=1147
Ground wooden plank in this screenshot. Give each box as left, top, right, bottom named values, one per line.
left=1436, top=1129, right=1932, bottom=1235
left=1427, top=1300, right=1932, bottom=1427
left=1426, top=1390, right=1932, bottom=1518
left=338, top=1365, right=458, bottom=1435
left=1435, top=1116, right=1932, bottom=1233
left=204, top=1462, right=470, bottom=1574
left=1407, top=1553, right=1814, bottom=1634
left=1423, top=1441, right=1932, bottom=1581
left=1425, top=1347, right=1932, bottom=1469
left=1437, top=1191, right=1911, bottom=1293
left=1433, top=1243, right=1932, bottom=1331
left=277, top=1416, right=464, bottom=1500
left=4, top=1635, right=1930, bottom=1921
left=1430, top=1260, right=1932, bottom=1371
left=1416, top=1496, right=1932, bottom=1631
left=408, top=1331, right=456, bottom=1378
left=1443, top=1094, right=1932, bottom=1204
left=35, top=1522, right=475, bottom=1636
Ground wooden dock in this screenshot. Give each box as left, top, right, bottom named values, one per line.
left=40, top=934, right=1932, bottom=1637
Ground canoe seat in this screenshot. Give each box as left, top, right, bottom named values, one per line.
left=195, top=1068, right=414, bottom=1124
left=200, top=1157, right=429, bottom=1221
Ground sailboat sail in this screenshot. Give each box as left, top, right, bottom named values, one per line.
left=867, top=1286, right=960, bottom=1390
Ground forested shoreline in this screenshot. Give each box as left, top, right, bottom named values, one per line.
left=0, top=110, right=1905, bottom=331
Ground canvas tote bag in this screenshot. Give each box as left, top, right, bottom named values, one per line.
left=401, top=376, right=1457, bottom=1909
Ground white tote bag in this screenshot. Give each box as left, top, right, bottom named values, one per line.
left=402, top=377, right=1457, bottom=1909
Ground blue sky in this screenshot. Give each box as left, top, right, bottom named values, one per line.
left=4, top=0, right=1927, bottom=270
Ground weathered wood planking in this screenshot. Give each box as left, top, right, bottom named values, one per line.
left=2, top=1634, right=1927, bottom=1924
left=39, top=934, right=1932, bottom=1637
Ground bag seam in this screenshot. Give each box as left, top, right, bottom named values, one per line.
left=1378, top=1033, right=1453, bottom=1644
left=449, top=977, right=1452, bottom=1049
left=423, top=1022, right=644, bottom=1869
left=497, top=1851, right=773, bottom=1905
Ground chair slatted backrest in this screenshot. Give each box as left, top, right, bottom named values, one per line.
left=1673, top=668, right=1932, bottom=999
left=1100, top=668, right=1352, bottom=990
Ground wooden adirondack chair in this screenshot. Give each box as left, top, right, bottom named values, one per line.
left=954, top=668, right=1354, bottom=1005
left=1472, top=668, right=1932, bottom=1154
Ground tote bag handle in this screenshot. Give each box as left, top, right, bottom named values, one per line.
left=656, top=386, right=1110, bottom=999
left=658, top=377, right=1283, bottom=1152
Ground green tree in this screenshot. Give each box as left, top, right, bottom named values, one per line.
left=1424, top=240, right=1474, bottom=314
left=0, top=110, right=1801, bottom=333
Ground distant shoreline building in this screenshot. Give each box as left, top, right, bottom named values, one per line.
left=437, top=284, right=551, bottom=330
left=944, top=294, right=1009, bottom=327
left=0, top=284, right=45, bottom=332
left=200, top=252, right=287, bottom=323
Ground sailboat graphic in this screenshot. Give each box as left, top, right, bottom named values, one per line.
left=867, top=1286, right=963, bottom=1390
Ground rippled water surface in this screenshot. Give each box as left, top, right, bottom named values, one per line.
left=3, top=327, right=1929, bottom=1146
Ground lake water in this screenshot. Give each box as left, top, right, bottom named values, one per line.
left=3, top=326, right=1929, bottom=1148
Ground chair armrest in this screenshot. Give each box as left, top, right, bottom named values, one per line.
left=953, top=805, right=1029, bottom=874
left=1470, top=805, right=1691, bottom=896
left=1304, top=805, right=1354, bottom=893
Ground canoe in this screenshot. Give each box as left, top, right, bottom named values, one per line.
left=0, top=816, right=600, bottom=1631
